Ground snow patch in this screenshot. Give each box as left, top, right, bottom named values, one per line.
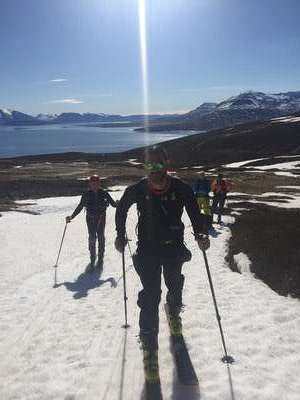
left=233, top=252, right=252, bottom=274
left=274, top=171, right=298, bottom=178
left=276, top=186, right=300, bottom=190
left=225, top=157, right=268, bottom=168
left=275, top=154, right=300, bottom=159
left=1, top=108, right=12, bottom=116
left=246, top=160, right=300, bottom=171
left=126, top=159, right=142, bottom=166
left=271, top=116, right=300, bottom=123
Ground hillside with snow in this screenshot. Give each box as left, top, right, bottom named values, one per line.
left=0, top=187, right=300, bottom=400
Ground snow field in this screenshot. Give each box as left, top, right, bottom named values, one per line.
left=0, top=189, right=299, bottom=399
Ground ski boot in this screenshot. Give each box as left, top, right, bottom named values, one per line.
left=166, top=291, right=183, bottom=336
left=168, top=313, right=182, bottom=336
left=95, top=258, right=103, bottom=272
left=86, top=255, right=96, bottom=272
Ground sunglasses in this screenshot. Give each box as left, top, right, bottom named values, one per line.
left=144, top=162, right=166, bottom=172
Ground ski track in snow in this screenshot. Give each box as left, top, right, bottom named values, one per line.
left=0, top=189, right=300, bottom=399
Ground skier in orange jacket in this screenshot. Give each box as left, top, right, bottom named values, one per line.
left=211, top=174, right=232, bottom=223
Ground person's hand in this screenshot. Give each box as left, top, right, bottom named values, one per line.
left=195, top=234, right=210, bottom=251
left=66, top=216, right=72, bottom=223
left=115, top=236, right=127, bottom=252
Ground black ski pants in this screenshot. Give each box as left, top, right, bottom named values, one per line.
left=212, top=193, right=226, bottom=218
left=134, top=250, right=184, bottom=347
left=86, top=213, right=106, bottom=262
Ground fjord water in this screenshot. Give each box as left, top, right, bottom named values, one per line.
left=0, top=124, right=194, bottom=158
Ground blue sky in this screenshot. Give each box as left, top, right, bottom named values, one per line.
left=1, top=0, right=300, bottom=115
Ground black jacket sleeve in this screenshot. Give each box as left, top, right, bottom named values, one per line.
left=182, top=183, right=208, bottom=235
left=115, top=185, right=137, bottom=238
left=105, top=192, right=117, bottom=208
left=71, top=193, right=86, bottom=219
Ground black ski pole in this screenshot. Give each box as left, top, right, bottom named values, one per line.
left=53, top=222, right=68, bottom=287
left=125, top=232, right=133, bottom=259
left=121, top=247, right=130, bottom=329
left=202, top=250, right=234, bottom=364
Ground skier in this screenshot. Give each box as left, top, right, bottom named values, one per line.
left=211, top=173, right=232, bottom=224
left=193, top=172, right=212, bottom=221
left=66, top=175, right=117, bottom=271
left=114, top=146, right=210, bottom=381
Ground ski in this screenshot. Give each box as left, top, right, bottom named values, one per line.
left=164, top=303, right=199, bottom=386
left=144, top=381, right=163, bottom=400
left=142, top=349, right=163, bottom=399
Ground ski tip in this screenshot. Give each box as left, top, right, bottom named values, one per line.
left=144, top=381, right=163, bottom=400
left=221, top=355, right=235, bottom=364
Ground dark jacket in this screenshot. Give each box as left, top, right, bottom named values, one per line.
left=193, top=178, right=211, bottom=197
left=116, top=177, right=208, bottom=250
left=71, top=189, right=117, bottom=219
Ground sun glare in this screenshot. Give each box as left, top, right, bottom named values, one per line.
left=138, top=0, right=150, bottom=140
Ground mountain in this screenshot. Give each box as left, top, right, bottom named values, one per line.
left=137, top=90, right=300, bottom=132
left=49, top=112, right=178, bottom=124
left=52, top=112, right=124, bottom=123
left=0, top=109, right=179, bottom=125
left=0, top=108, right=39, bottom=125
left=187, top=102, right=217, bottom=117
left=36, top=113, right=59, bottom=121
left=2, top=90, right=300, bottom=129
left=216, top=91, right=300, bottom=111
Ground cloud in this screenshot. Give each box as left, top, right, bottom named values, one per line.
left=48, top=99, right=83, bottom=104
left=50, top=78, right=68, bottom=83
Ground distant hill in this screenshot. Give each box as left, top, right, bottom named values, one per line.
left=123, top=114, right=300, bottom=167
left=0, top=109, right=178, bottom=125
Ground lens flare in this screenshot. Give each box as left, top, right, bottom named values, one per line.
left=138, top=0, right=150, bottom=140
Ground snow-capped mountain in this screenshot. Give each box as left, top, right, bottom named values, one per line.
left=53, top=112, right=123, bottom=123
left=0, top=109, right=178, bottom=125
left=0, top=110, right=124, bottom=125
left=0, top=108, right=38, bottom=124
left=216, top=91, right=300, bottom=111
left=177, top=90, right=300, bottom=131
left=2, top=90, right=300, bottom=129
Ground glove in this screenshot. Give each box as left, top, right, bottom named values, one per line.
left=115, top=236, right=128, bottom=253
left=195, top=234, right=210, bottom=251
left=66, top=216, right=72, bottom=223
